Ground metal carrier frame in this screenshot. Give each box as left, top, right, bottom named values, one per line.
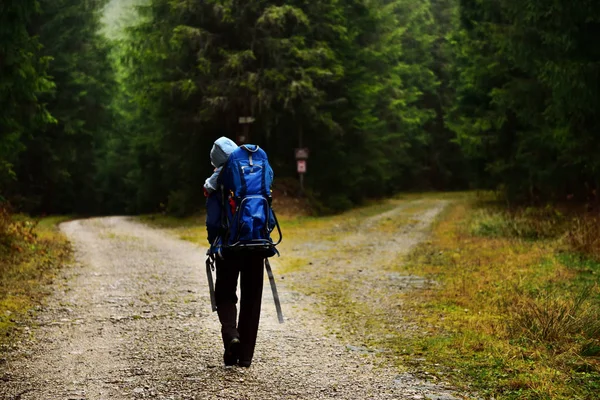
left=223, top=205, right=282, bottom=252
left=217, top=183, right=283, bottom=255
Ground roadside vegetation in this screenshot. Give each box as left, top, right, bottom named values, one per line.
left=388, top=196, right=600, bottom=399
left=0, top=207, right=71, bottom=349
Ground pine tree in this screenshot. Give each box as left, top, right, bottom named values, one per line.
left=101, top=0, right=469, bottom=213
left=0, top=1, right=54, bottom=195
left=452, top=0, right=600, bottom=201
left=10, top=0, right=115, bottom=213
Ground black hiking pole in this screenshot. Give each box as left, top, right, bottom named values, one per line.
left=265, top=259, right=284, bottom=324
left=206, top=255, right=217, bottom=312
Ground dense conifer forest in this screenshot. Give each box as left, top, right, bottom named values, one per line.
left=2, top=0, right=599, bottom=215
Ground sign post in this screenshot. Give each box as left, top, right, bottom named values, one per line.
left=237, top=116, right=255, bottom=144
left=295, top=148, right=309, bottom=195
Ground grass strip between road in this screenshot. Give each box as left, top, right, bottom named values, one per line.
left=392, top=200, right=600, bottom=399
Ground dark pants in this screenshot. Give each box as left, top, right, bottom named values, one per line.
left=215, top=253, right=264, bottom=364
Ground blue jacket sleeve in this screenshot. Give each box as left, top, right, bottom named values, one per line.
left=205, top=193, right=222, bottom=245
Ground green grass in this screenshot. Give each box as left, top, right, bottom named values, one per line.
left=392, top=201, right=600, bottom=399
left=0, top=214, right=71, bottom=349
left=138, top=213, right=206, bottom=242
left=138, top=213, right=204, bottom=228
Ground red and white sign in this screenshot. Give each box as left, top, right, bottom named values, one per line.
left=297, top=160, right=307, bottom=174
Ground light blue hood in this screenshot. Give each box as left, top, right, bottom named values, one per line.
left=210, top=137, right=238, bottom=168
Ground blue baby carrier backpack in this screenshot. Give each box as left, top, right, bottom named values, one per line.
left=205, top=144, right=284, bottom=322
left=211, top=144, right=282, bottom=256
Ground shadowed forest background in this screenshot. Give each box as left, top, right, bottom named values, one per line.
left=2, top=0, right=600, bottom=214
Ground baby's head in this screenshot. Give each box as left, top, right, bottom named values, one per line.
left=210, top=137, right=238, bottom=167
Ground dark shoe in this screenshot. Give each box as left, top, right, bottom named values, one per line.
left=238, top=360, right=251, bottom=368
left=224, top=338, right=240, bottom=366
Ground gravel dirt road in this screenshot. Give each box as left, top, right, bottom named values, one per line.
left=1, top=200, right=469, bottom=399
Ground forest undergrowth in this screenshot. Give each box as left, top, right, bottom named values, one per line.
left=0, top=206, right=71, bottom=350
left=395, top=195, right=600, bottom=399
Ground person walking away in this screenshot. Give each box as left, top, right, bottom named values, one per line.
left=204, top=137, right=279, bottom=367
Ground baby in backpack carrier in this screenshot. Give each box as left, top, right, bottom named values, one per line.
left=203, top=137, right=238, bottom=197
